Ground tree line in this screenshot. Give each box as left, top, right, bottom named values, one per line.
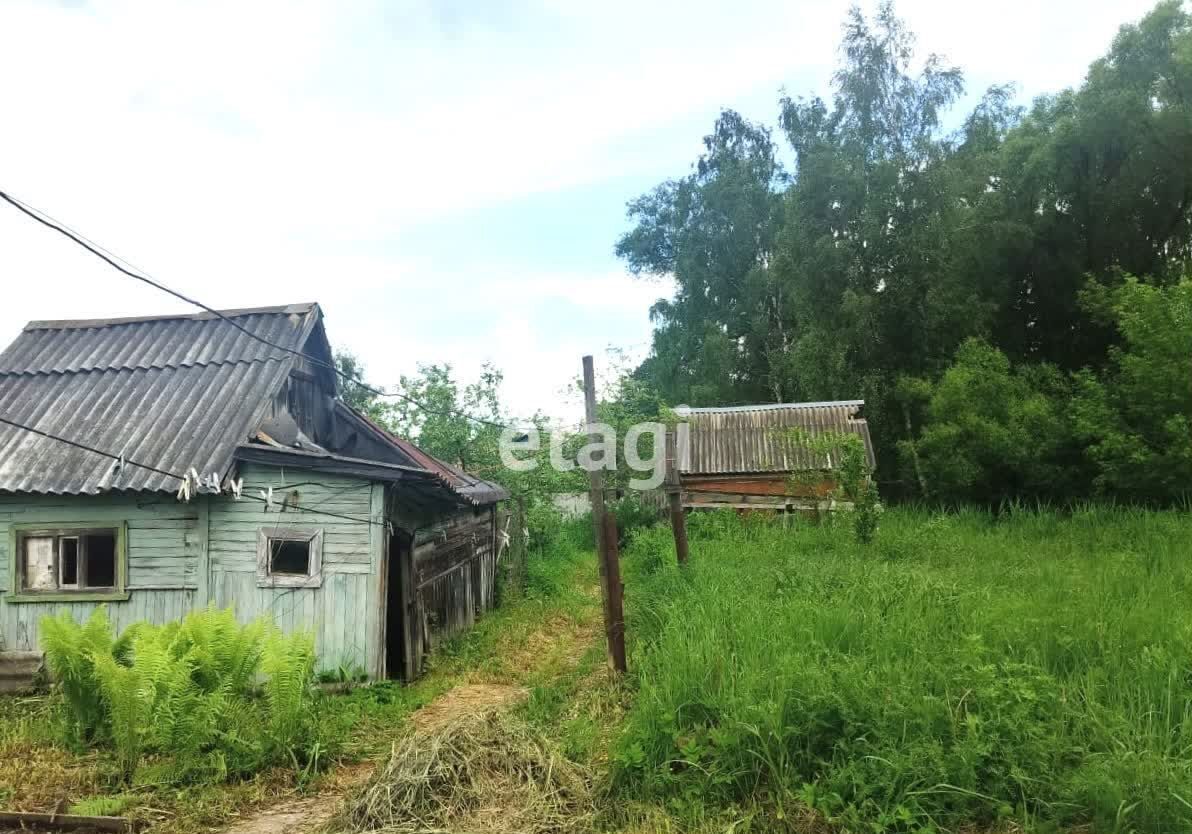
left=617, top=0, right=1192, bottom=505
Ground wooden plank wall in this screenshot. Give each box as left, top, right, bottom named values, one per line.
left=0, top=493, right=200, bottom=651
left=682, top=473, right=838, bottom=511
left=0, top=465, right=385, bottom=676
left=208, top=463, right=383, bottom=676
left=0, top=465, right=497, bottom=682
left=408, top=507, right=497, bottom=670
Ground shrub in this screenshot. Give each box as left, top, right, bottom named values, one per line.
left=40, top=606, right=320, bottom=785
left=902, top=339, right=1084, bottom=506
left=1073, top=277, right=1192, bottom=503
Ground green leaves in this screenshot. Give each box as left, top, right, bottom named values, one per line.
left=39, top=606, right=320, bottom=786
left=618, top=2, right=1192, bottom=502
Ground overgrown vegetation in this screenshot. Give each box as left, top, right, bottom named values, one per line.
left=39, top=606, right=320, bottom=786
left=619, top=0, right=1192, bottom=507
left=787, top=429, right=881, bottom=543
left=613, top=508, right=1192, bottom=833
left=0, top=528, right=601, bottom=831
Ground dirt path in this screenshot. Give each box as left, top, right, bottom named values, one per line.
left=217, top=597, right=599, bottom=834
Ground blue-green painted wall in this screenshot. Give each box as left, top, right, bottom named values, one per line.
left=0, top=463, right=386, bottom=677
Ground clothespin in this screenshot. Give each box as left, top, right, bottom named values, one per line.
left=226, top=477, right=243, bottom=500
left=259, top=486, right=275, bottom=512
left=176, top=473, right=192, bottom=503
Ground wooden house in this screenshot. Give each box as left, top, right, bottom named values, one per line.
left=675, top=401, right=875, bottom=512
left=0, top=303, right=507, bottom=684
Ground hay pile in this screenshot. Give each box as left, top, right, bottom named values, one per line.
left=324, top=711, right=594, bottom=834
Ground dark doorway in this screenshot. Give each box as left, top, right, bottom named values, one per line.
left=385, top=528, right=412, bottom=680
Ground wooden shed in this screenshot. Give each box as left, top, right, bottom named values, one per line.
left=0, top=303, right=507, bottom=682
left=675, top=401, right=875, bottom=512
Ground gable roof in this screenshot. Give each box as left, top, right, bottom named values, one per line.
left=0, top=304, right=322, bottom=494
left=0, top=304, right=508, bottom=505
left=675, top=400, right=875, bottom=476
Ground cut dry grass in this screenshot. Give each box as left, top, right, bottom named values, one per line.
left=410, top=684, right=528, bottom=732
left=325, top=711, right=594, bottom=834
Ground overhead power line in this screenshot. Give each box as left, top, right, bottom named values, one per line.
left=0, top=188, right=520, bottom=432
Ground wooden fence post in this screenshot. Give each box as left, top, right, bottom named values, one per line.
left=601, top=511, right=627, bottom=673
left=583, top=354, right=627, bottom=675
left=666, top=426, right=690, bottom=566
left=513, top=493, right=527, bottom=593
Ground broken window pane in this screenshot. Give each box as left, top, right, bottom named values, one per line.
left=269, top=538, right=311, bottom=575
left=60, top=537, right=79, bottom=586
left=19, top=529, right=120, bottom=593
left=23, top=536, right=55, bottom=590
left=84, top=533, right=117, bottom=588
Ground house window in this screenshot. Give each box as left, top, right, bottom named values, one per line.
left=257, top=527, right=323, bottom=588
left=14, top=527, right=124, bottom=597
left=270, top=539, right=311, bottom=575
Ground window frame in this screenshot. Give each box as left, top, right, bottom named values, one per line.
left=256, top=526, right=324, bottom=589
left=7, top=522, right=128, bottom=603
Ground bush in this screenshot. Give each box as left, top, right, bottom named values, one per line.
left=1073, top=277, right=1192, bottom=503
left=40, top=606, right=319, bottom=785
left=903, top=339, right=1084, bottom=506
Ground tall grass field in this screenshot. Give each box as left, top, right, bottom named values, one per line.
left=613, top=508, right=1192, bottom=833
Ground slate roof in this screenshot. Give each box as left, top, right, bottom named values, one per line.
left=0, top=305, right=319, bottom=494
left=675, top=400, right=875, bottom=476
left=0, top=304, right=508, bottom=504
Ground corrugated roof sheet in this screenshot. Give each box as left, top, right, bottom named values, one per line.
left=0, top=304, right=315, bottom=375
left=0, top=305, right=318, bottom=494
left=0, top=302, right=509, bottom=504
left=677, top=400, right=875, bottom=475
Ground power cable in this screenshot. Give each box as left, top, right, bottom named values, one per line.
left=0, top=413, right=380, bottom=527
left=0, top=188, right=519, bottom=432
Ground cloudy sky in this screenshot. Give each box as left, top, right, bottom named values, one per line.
left=0, top=0, right=1158, bottom=424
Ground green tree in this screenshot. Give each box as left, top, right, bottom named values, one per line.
left=1073, top=277, right=1192, bottom=501
left=617, top=110, right=784, bottom=405
left=333, top=351, right=388, bottom=424
left=902, top=340, right=1083, bottom=505
left=617, top=1, right=1192, bottom=503
left=386, top=363, right=504, bottom=471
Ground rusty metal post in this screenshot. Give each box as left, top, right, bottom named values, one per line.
left=582, top=355, right=624, bottom=674
left=601, top=511, right=628, bottom=674
left=665, top=426, right=690, bottom=566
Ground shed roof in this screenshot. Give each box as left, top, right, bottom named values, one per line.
left=676, top=400, right=875, bottom=476
left=0, top=304, right=508, bottom=504
left=342, top=402, right=509, bottom=505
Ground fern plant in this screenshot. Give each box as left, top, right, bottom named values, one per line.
left=40, top=608, right=117, bottom=742
left=40, top=606, right=324, bottom=785
left=261, top=627, right=317, bottom=760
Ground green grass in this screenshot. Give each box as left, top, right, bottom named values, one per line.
left=612, top=506, right=1192, bottom=833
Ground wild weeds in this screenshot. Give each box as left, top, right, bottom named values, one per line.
left=613, top=507, right=1192, bottom=833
